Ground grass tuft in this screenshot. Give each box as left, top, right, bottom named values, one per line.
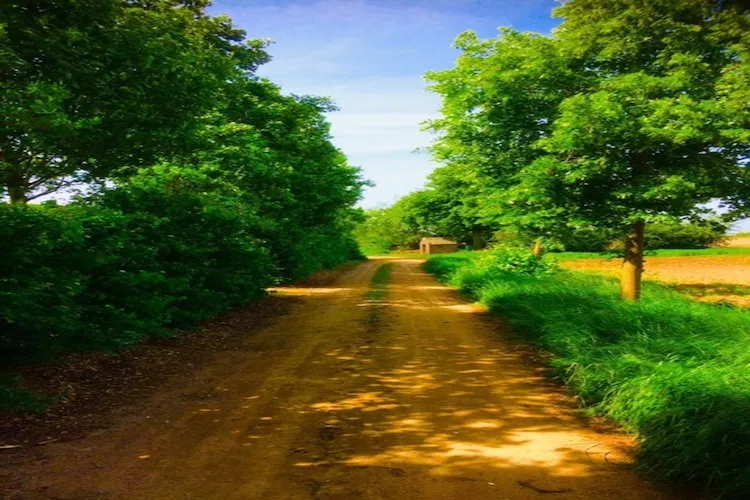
left=425, top=252, right=750, bottom=496
left=0, top=376, right=54, bottom=413
left=367, top=263, right=393, bottom=300
left=364, top=263, right=394, bottom=329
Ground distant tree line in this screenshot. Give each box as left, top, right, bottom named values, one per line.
left=355, top=192, right=729, bottom=255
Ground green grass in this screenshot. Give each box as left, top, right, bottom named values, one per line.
left=424, top=252, right=750, bottom=496
left=0, top=376, right=54, bottom=413
left=364, top=263, right=393, bottom=328
left=548, top=246, right=750, bottom=261
left=667, top=283, right=750, bottom=300
left=367, top=263, right=393, bottom=301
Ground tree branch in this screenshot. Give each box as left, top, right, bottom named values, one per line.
left=25, top=178, right=74, bottom=201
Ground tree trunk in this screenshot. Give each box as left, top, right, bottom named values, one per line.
left=8, top=186, right=26, bottom=203
left=6, top=171, right=27, bottom=204
left=620, top=220, right=645, bottom=301
left=532, top=239, right=544, bottom=260
left=471, top=229, right=484, bottom=250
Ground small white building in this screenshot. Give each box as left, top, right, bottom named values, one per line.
left=419, top=237, right=458, bottom=254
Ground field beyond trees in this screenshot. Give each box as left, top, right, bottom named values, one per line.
left=563, top=255, right=750, bottom=306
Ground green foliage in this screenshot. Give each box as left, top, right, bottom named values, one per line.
left=185, top=78, right=366, bottom=278
left=0, top=0, right=367, bottom=414
left=424, top=0, right=750, bottom=297
left=354, top=205, right=418, bottom=254
left=0, top=0, right=268, bottom=202
left=353, top=188, right=486, bottom=254
left=426, top=253, right=750, bottom=495
left=422, top=251, right=476, bottom=281
left=0, top=183, right=275, bottom=358
left=446, top=248, right=557, bottom=296
left=0, top=376, right=53, bottom=413
left=644, top=221, right=728, bottom=250
left=553, top=226, right=615, bottom=252
left=550, top=220, right=729, bottom=252
left=0, top=204, right=87, bottom=355
left=272, top=223, right=365, bottom=281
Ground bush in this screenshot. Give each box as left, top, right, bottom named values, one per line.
left=0, top=204, right=88, bottom=356
left=269, top=225, right=365, bottom=281
left=450, top=248, right=557, bottom=296
left=0, top=186, right=276, bottom=358
left=556, top=226, right=614, bottom=252
left=644, top=222, right=728, bottom=249
left=425, top=252, right=750, bottom=496
left=0, top=175, right=364, bottom=364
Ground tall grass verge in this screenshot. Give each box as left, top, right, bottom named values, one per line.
left=425, top=251, right=750, bottom=496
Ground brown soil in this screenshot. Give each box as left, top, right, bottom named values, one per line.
left=564, top=256, right=750, bottom=306
left=1, top=259, right=687, bottom=499
left=722, top=236, right=750, bottom=248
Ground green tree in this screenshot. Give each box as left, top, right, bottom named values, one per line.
left=425, top=30, right=586, bottom=258
left=186, top=77, right=366, bottom=277
left=424, top=165, right=492, bottom=249
left=427, top=0, right=750, bottom=299
left=354, top=207, right=408, bottom=254
left=0, top=0, right=267, bottom=203
left=353, top=188, right=478, bottom=254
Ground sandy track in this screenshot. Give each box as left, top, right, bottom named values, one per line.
left=2, top=259, right=684, bottom=499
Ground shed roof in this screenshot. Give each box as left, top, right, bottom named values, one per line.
left=420, top=237, right=457, bottom=245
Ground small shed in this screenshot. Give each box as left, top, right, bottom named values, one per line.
left=419, top=237, right=458, bottom=254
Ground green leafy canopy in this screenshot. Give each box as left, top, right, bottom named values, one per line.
left=425, top=0, right=750, bottom=238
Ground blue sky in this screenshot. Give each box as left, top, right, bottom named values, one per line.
left=209, top=0, right=560, bottom=208
left=209, top=0, right=749, bottom=232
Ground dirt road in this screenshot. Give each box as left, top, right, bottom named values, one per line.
left=2, top=259, right=680, bottom=499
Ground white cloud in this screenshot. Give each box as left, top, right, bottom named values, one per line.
left=210, top=0, right=470, bottom=207
left=283, top=76, right=441, bottom=156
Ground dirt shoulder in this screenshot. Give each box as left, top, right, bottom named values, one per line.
left=2, top=259, right=687, bottom=499
left=0, top=263, right=360, bottom=446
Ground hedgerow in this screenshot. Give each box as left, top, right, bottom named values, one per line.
left=0, top=187, right=275, bottom=359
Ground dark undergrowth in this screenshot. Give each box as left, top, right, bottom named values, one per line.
left=424, top=250, right=750, bottom=497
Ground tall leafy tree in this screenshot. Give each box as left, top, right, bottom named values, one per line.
left=419, top=167, right=492, bottom=248
left=160, top=76, right=366, bottom=277
left=0, top=0, right=267, bottom=202
left=425, top=30, right=587, bottom=256
left=427, top=0, right=750, bottom=299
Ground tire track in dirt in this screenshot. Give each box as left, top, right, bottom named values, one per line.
left=2, top=259, right=692, bottom=499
